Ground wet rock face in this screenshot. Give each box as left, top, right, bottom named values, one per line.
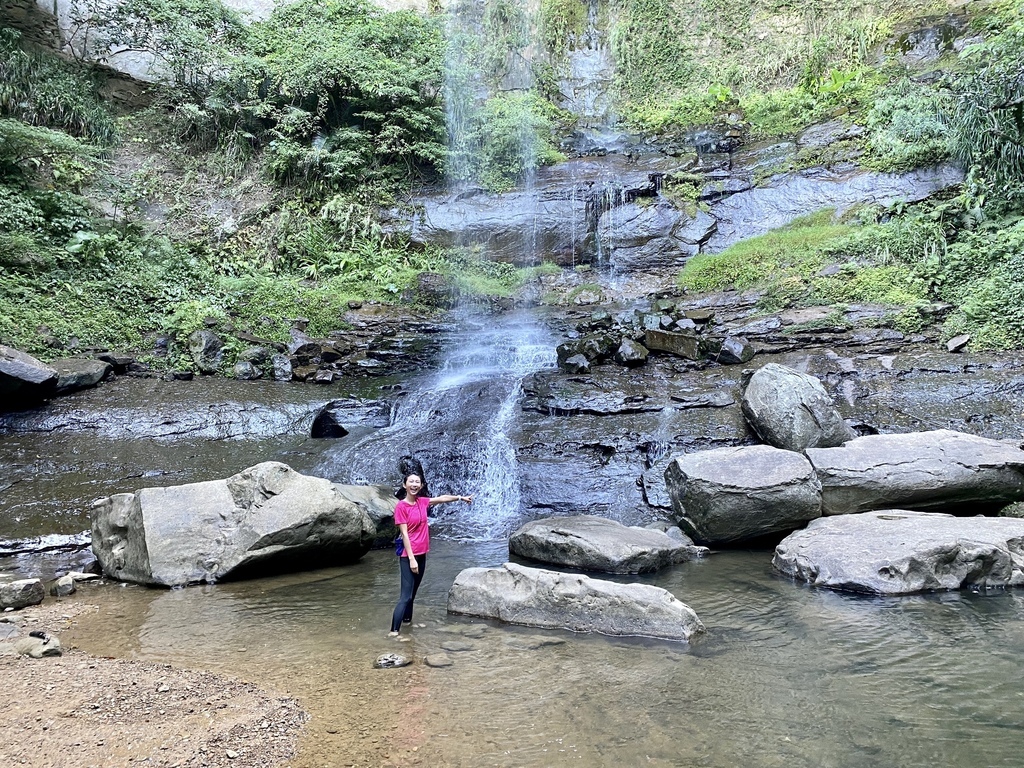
left=310, top=398, right=393, bottom=438
left=447, top=562, right=706, bottom=641
left=665, top=445, right=823, bottom=544
left=509, top=515, right=707, bottom=574
left=806, top=430, right=1024, bottom=516
left=773, top=510, right=1024, bottom=594
left=91, top=462, right=378, bottom=586
left=741, top=363, right=855, bottom=451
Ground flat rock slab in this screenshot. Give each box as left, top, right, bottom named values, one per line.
left=447, top=562, right=705, bottom=642
left=806, top=430, right=1024, bottom=515
left=509, top=515, right=707, bottom=573
left=665, top=445, right=822, bottom=544
left=774, top=510, right=1024, bottom=594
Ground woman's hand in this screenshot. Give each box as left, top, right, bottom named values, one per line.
left=409, top=556, right=419, bottom=574
left=461, top=495, right=473, bottom=504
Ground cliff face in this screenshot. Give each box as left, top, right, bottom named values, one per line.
left=2, top=0, right=63, bottom=48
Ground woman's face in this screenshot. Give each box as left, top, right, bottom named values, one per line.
left=404, top=474, right=423, bottom=496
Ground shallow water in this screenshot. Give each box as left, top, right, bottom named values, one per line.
left=61, top=541, right=1024, bottom=768
left=3, top=349, right=1024, bottom=766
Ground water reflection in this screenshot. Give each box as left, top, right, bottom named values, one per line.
left=67, top=542, right=1024, bottom=767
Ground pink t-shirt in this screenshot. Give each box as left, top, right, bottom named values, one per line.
left=394, top=496, right=430, bottom=556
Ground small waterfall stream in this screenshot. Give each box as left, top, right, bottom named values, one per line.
left=317, top=312, right=556, bottom=539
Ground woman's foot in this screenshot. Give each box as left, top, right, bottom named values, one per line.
left=388, top=630, right=400, bottom=638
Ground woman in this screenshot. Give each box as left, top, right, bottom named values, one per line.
left=389, top=472, right=472, bottom=637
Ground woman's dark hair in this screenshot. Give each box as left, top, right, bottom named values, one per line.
left=395, top=457, right=429, bottom=498
left=395, top=473, right=430, bottom=499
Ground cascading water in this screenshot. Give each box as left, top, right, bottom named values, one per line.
left=317, top=313, right=555, bottom=539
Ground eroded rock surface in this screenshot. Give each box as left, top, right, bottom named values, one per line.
left=509, top=515, right=707, bottom=573
left=91, top=462, right=377, bottom=586
left=773, top=510, right=1024, bottom=594
left=806, top=430, right=1024, bottom=515
left=447, top=562, right=705, bottom=641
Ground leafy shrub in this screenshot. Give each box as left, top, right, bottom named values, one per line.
left=0, top=29, right=117, bottom=143
left=862, top=79, right=951, bottom=172
left=948, top=0, right=1024, bottom=201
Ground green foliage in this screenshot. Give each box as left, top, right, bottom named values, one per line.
left=679, top=210, right=846, bottom=293
left=0, top=29, right=116, bottom=144
left=539, top=0, right=588, bottom=57
left=935, top=216, right=1024, bottom=349
left=948, top=0, right=1024, bottom=201
left=741, top=88, right=819, bottom=139
left=862, top=79, right=951, bottom=172
left=611, top=0, right=694, bottom=104
left=468, top=94, right=564, bottom=192
left=70, top=0, right=446, bottom=197
left=69, top=0, right=247, bottom=100
left=247, top=0, right=446, bottom=194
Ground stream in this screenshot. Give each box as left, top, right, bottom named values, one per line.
left=3, top=311, right=1024, bottom=766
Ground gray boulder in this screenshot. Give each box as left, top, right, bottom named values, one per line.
left=741, top=363, right=854, bottom=451
left=0, top=345, right=57, bottom=404
left=49, top=575, right=75, bottom=597
left=509, top=515, right=707, bottom=574
left=773, top=510, right=1024, bottom=594
left=332, top=482, right=402, bottom=541
left=665, top=445, right=822, bottom=544
left=187, top=330, right=224, bottom=374
left=0, top=579, right=45, bottom=610
left=52, top=358, right=111, bottom=394
left=447, top=562, right=705, bottom=641
left=271, top=353, right=293, bottom=381
left=806, top=430, right=1024, bottom=516
left=714, top=336, right=755, bottom=365
left=613, top=338, right=649, bottom=367
left=91, top=462, right=378, bottom=586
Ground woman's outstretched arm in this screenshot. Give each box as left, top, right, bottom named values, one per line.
left=428, top=494, right=473, bottom=505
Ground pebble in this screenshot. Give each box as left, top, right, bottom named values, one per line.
left=373, top=653, right=411, bottom=669
left=423, top=654, right=454, bottom=668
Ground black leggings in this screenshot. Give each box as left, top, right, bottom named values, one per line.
left=391, top=554, right=427, bottom=632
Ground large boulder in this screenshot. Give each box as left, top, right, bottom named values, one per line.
left=0, top=579, right=45, bottom=610
left=91, top=462, right=378, bottom=586
left=509, top=515, right=707, bottom=573
left=773, top=510, right=1024, bottom=594
left=665, top=445, right=822, bottom=544
left=332, top=482, right=402, bottom=542
left=806, top=430, right=1024, bottom=516
left=741, top=363, right=854, bottom=451
left=447, top=562, right=705, bottom=641
left=0, top=345, right=57, bottom=405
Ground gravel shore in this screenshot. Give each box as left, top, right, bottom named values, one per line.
left=0, top=602, right=308, bottom=768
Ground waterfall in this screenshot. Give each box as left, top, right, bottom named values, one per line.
left=317, top=313, right=555, bottom=540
